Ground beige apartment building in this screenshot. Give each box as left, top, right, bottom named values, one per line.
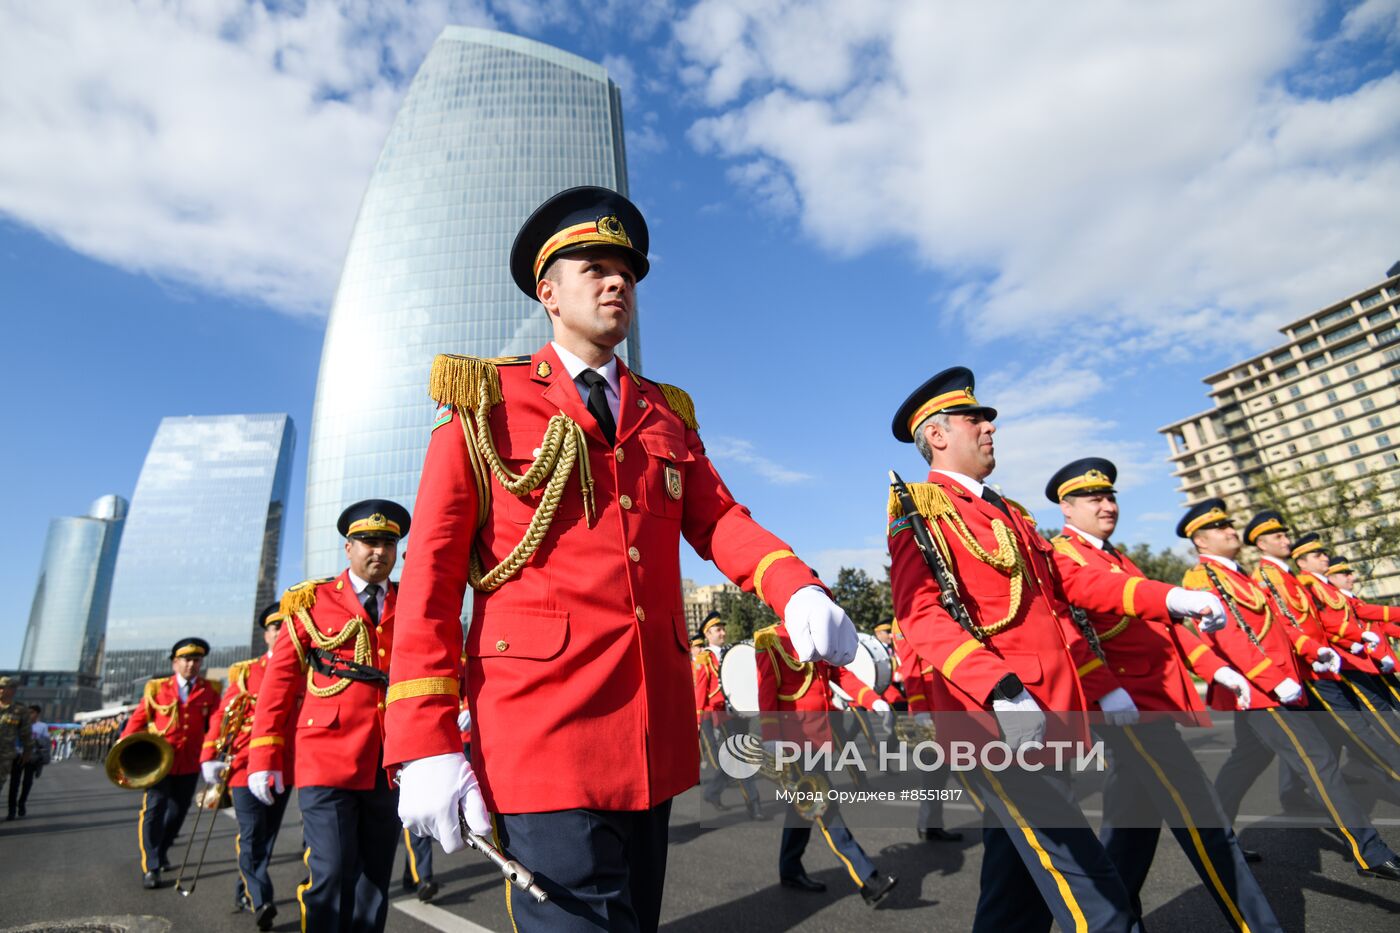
left=681, top=578, right=741, bottom=632
left=1159, top=264, right=1400, bottom=599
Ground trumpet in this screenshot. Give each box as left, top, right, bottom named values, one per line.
left=175, top=691, right=250, bottom=896
left=105, top=732, right=174, bottom=790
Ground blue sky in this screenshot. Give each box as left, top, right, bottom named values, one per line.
left=3, top=1, right=1399, bottom=667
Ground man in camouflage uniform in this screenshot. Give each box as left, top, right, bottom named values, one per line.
left=0, top=676, right=35, bottom=801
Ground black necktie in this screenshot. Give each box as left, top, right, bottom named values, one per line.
left=1103, top=541, right=1120, bottom=559
left=579, top=370, right=617, bottom=445
left=981, top=485, right=1011, bottom=517
left=363, top=583, right=380, bottom=626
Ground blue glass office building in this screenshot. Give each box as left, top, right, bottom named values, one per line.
left=20, top=494, right=128, bottom=676
left=102, top=414, right=295, bottom=701
left=303, top=27, right=637, bottom=576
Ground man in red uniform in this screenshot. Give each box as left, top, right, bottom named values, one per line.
left=888, top=367, right=1159, bottom=933
left=1178, top=501, right=1400, bottom=880
left=120, top=636, right=219, bottom=889
left=755, top=621, right=897, bottom=904
left=1047, top=458, right=1280, bottom=931
left=693, top=612, right=761, bottom=817
left=202, top=604, right=292, bottom=930
left=248, top=499, right=411, bottom=933
left=1330, top=555, right=1400, bottom=660
left=889, top=619, right=965, bottom=843
left=384, top=187, right=858, bottom=931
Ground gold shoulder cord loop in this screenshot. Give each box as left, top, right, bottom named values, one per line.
left=295, top=609, right=372, bottom=699
left=144, top=680, right=179, bottom=737
left=459, top=367, right=596, bottom=592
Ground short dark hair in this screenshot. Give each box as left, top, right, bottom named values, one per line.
left=28, top=704, right=41, bottom=714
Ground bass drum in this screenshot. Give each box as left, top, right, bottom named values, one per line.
left=847, top=633, right=893, bottom=695
left=719, top=641, right=759, bottom=717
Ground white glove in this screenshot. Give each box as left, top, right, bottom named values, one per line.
left=992, top=690, right=1046, bottom=751
left=201, top=760, right=228, bottom=786
left=782, top=586, right=858, bottom=666
left=248, top=769, right=284, bottom=806
left=1212, top=667, right=1251, bottom=710
left=871, top=699, right=892, bottom=713
left=1166, top=588, right=1228, bottom=633
left=1350, top=641, right=1366, bottom=655
left=456, top=708, right=472, bottom=733
left=397, top=752, right=489, bottom=854
left=1382, top=656, right=1395, bottom=674
left=1273, top=677, right=1304, bottom=706
left=1097, top=687, right=1140, bottom=726
left=1311, top=647, right=1342, bottom=675
left=1361, top=631, right=1381, bottom=649
left=913, top=712, right=933, bottom=729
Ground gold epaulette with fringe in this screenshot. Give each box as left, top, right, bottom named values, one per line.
left=1296, top=573, right=1317, bottom=586
left=640, top=377, right=698, bottom=430
left=1051, top=535, right=1087, bottom=566
left=280, top=577, right=334, bottom=616
left=753, top=625, right=779, bottom=651
left=1182, top=565, right=1209, bottom=590
left=427, top=354, right=528, bottom=412
left=1002, top=495, right=1035, bottom=523
left=887, top=482, right=957, bottom=522
left=144, top=678, right=165, bottom=698
left=204, top=677, right=223, bottom=696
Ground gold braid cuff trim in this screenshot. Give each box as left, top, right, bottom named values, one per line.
left=653, top=382, right=698, bottom=430
left=1122, top=577, right=1144, bottom=617
left=1051, top=537, right=1087, bottom=566
left=1245, top=659, right=1272, bottom=680
left=1186, top=643, right=1211, bottom=666
left=941, top=639, right=983, bottom=679
left=428, top=354, right=505, bottom=412
left=386, top=677, right=461, bottom=705
left=753, top=549, right=797, bottom=604
left=250, top=736, right=284, bottom=748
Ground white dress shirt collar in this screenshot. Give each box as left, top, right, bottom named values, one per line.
left=551, top=342, right=621, bottom=422
left=175, top=673, right=191, bottom=702
left=1260, top=554, right=1291, bottom=572
left=1199, top=553, right=1240, bottom=573
left=933, top=469, right=985, bottom=498
left=347, top=570, right=387, bottom=615
left=1064, top=523, right=1106, bottom=550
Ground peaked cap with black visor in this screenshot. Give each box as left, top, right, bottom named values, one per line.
left=510, top=186, right=650, bottom=299
left=891, top=366, right=998, bottom=443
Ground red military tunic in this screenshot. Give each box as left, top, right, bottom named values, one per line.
left=201, top=653, right=295, bottom=788
left=385, top=348, right=826, bottom=813
left=693, top=647, right=726, bottom=724
left=755, top=622, right=877, bottom=746
left=120, top=675, right=220, bottom=776
left=1347, top=592, right=1400, bottom=641
left=891, top=620, right=932, bottom=714
left=1297, top=572, right=1383, bottom=675
left=248, top=571, right=395, bottom=790
left=1181, top=557, right=1294, bottom=710
left=886, top=475, right=1126, bottom=746
left=1251, top=558, right=1336, bottom=682
left=1052, top=528, right=1225, bottom=724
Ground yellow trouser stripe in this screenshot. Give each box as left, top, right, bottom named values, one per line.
left=1122, top=727, right=1251, bottom=932
left=753, top=549, right=797, bottom=604
left=1307, top=683, right=1400, bottom=780
left=1265, top=708, right=1368, bottom=868
left=982, top=769, right=1089, bottom=933
left=1338, top=678, right=1400, bottom=749
left=235, top=832, right=251, bottom=906
left=403, top=828, right=421, bottom=883
left=1245, top=660, right=1271, bottom=680
left=942, top=639, right=983, bottom=679
left=1076, top=658, right=1103, bottom=678
left=816, top=815, right=866, bottom=888
left=296, top=846, right=313, bottom=933
left=955, top=770, right=985, bottom=813
left=493, top=815, right=519, bottom=933
left=138, top=791, right=149, bottom=873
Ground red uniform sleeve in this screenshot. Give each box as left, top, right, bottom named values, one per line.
left=835, top=665, right=881, bottom=709
left=692, top=660, right=709, bottom=723
left=384, top=411, right=479, bottom=768
left=1052, top=545, right=1173, bottom=623
left=200, top=687, right=234, bottom=764
left=1174, top=624, right=1228, bottom=682
left=120, top=694, right=150, bottom=739
left=248, top=619, right=308, bottom=774
left=1182, top=570, right=1286, bottom=694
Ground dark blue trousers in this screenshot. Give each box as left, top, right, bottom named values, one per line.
left=231, top=785, right=290, bottom=909
left=1279, top=678, right=1400, bottom=802
left=972, top=767, right=1140, bottom=933
left=138, top=771, right=197, bottom=874
left=1099, top=720, right=1280, bottom=932
left=402, top=827, right=434, bottom=886
left=296, top=771, right=400, bottom=933
left=777, top=779, right=877, bottom=888
left=495, top=800, right=671, bottom=932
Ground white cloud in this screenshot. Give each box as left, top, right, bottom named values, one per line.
left=704, top=436, right=813, bottom=484
left=808, top=547, right=889, bottom=582
left=0, top=1, right=495, bottom=315
left=677, top=0, right=1400, bottom=349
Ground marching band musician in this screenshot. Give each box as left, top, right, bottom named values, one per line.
left=887, top=367, right=1159, bottom=933
left=247, top=499, right=412, bottom=933
left=119, top=637, right=219, bottom=890
left=755, top=621, right=898, bottom=905
left=1329, top=555, right=1400, bottom=664
left=201, top=604, right=293, bottom=930
left=385, top=186, right=859, bottom=932
left=1177, top=500, right=1400, bottom=880
left=693, top=612, right=763, bottom=818
left=1047, top=459, right=1280, bottom=930
left=890, top=619, right=965, bottom=843
left=1247, top=516, right=1400, bottom=810
left=870, top=622, right=906, bottom=708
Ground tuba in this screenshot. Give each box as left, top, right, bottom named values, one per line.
left=105, top=732, right=174, bottom=790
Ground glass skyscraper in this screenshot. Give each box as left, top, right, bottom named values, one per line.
left=303, top=27, right=637, bottom=576
left=20, top=494, right=128, bottom=676
left=102, top=414, right=295, bottom=701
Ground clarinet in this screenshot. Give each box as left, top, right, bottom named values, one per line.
left=889, top=471, right=982, bottom=643
left=1202, top=562, right=1263, bottom=648
left=1069, top=605, right=1107, bottom=662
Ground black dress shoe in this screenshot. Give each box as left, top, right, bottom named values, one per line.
left=1357, top=857, right=1400, bottom=881
left=402, top=878, right=418, bottom=894
left=918, top=827, right=964, bottom=842
left=142, top=871, right=160, bottom=890
left=16, top=804, right=25, bottom=817
left=158, top=861, right=175, bottom=873
left=1241, top=848, right=1262, bottom=864
left=417, top=880, right=440, bottom=902
left=747, top=800, right=769, bottom=821
left=780, top=873, right=827, bottom=893
left=860, top=873, right=898, bottom=907
left=234, top=892, right=253, bottom=912
left=255, top=902, right=278, bottom=931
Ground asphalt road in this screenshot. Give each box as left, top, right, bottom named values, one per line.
left=2, top=751, right=1398, bottom=932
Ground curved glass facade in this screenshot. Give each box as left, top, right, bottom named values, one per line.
left=303, top=27, right=636, bottom=577
left=20, top=494, right=128, bottom=676
left=102, top=414, right=294, bottom=701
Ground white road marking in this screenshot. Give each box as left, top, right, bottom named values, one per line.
left=80, top=764, right=93, bottom=770
left=392, top=896, right=499, bottom=932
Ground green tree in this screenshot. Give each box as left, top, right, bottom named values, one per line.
left=830, top=567, right=893, bottom=632
left=713, top=588, right=778, bottom=642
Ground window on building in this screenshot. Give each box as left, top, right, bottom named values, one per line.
left=1303, top=418, right=1315, bottom=430
left=1287, top=443, right=1298, bottom=455
left=1315, top=308, right=1352, bottom=328
left=1362, top=398, right=1377, bottom=412
left=1352, top=380, right=1366, bottom=394
left=1348, top=443, right=1361, bottom=457
left=1267, top=393, right=1277, bottom=405
left=1346, top=363, right=1361, bottom=376
left=1360, top=292, right=1385, bottom=309
left=1369, top=415, right=1384, bottom=429
left=1326, top=322, right=1363, bottom=343
left=1316, top=453, right=1328, bottom=465
left=1298, top=337, right=1320, bottom=352
left=1310, top=437, right=1323, bottom=449
left=1327, top=390, right=1339, bottom=403
left=1386, top=452, right=1400, bottom=466
left=1278, top=425, right=1290, bottom=437
left=1308, top=356, right=1330, bottom=370
left=1289, top=385, right=1302, bottom=398
left=1334, top=409, right=1347, bottom=422
left=1379, top=434, right=1392, bottom=448
left=1278, top=365, right=1299, bottom=379
left=1269, top=350, right=1292, bottom=366
left=1341, top=426, right=1353, bottom=438
left=1322, top=469, right=1335, bottom=481
left=1357, top=462, right=1369, bottom=476
left=1295, top=402, right=1307, bottom=414
left=1332, top=338, right=1369, bottom=358
left=1368, top=309, right=1393, bottom=326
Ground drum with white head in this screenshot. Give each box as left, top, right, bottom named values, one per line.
left=719, top=641, right=759, bottom=717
